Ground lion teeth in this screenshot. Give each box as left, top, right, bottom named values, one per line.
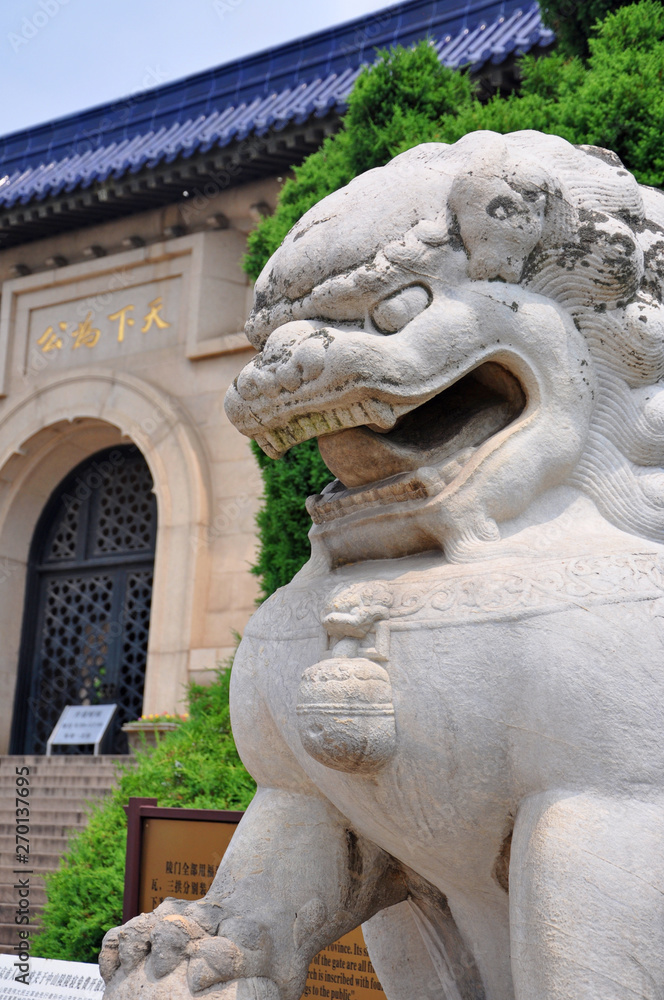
left=439, top=447, right=477, bottom=484
left=254, top=435, right=280, bottom=459
left=256, top=402, right=400, bottom=456
left=308, top=472, right=434, bottom=524
left=359, top=400, right=398, bottom=429
left=307, top=448, right=478, bottom=524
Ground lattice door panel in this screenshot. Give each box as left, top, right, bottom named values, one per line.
left=46, top=498, right=81, bottom=561
left=93, top=460, right=155, bottom=555
left=13, top=446, right=157, bottom=755
left=116, top=570, right=154, bottom=732
left=29, top=574, right=115, bottom=754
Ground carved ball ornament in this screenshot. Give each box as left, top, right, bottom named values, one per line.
left=296, top=657, right=396, bottom=774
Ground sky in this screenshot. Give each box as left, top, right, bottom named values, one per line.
left=0, top=0, right=395, bottom=136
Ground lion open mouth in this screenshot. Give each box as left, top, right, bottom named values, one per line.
left=309, top=362, right=526, bottom=524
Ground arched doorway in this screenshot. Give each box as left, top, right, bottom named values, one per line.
left=10, top=444, right=157, bottom=754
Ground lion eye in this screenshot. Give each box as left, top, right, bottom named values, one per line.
left=371, top=285, right=431, bottom=334
left=486, top=195, right=524, bottom=220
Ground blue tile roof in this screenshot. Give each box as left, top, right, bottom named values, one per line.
left=0, top=0, right=553, bottom=213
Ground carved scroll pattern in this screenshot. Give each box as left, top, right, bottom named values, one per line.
left=248, top=553, right=664, bottom=643
left=324, top=553, right=664, bottom=633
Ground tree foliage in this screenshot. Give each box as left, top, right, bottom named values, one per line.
left=245, top=2, right=664, bottom=599
left=342, top=42, right=474, bottom=173
left=33, top=660, right=255, bottom=963
left=539, top=0, right=636, bottom=58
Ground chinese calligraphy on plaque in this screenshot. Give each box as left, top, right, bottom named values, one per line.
left=36, top=297, right=171, bottom=354
left=148, top=857, right=219, bottom=910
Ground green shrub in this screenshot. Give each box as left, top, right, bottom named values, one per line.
left=33, top=660, right=255, bottom=963
left=250, top=439, right=333, bottom=600
left=245, top=3, right=664, bottom=599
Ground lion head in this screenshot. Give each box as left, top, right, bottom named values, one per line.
left=225, top=131, right=664, bottom=565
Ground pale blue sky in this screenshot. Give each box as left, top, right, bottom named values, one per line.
left=0, top=0, right=394, bottom=136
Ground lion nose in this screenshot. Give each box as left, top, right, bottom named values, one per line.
left=274, top=338, right=326, bottom=389
left=236, top=321, right=329, bottom=400
left=235, top=367, right=281, bottom=400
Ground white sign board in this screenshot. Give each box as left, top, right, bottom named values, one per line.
left=47, top=704, right=117, bottom=755
left=0, top=955, right=104, bottom=998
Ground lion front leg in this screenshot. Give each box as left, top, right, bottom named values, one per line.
left=100, top=786, right=407, bottom=1000
left=510, top=791, right=664, bottom=1000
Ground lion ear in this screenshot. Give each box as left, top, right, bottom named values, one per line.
left=576, top=144, right=625, bottom=170
left=447, top=179, right=542, bottom=283
left=445, top=134, right=581, bottom=284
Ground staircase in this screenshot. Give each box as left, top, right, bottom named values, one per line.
left=0, top=754, right=130, bottom=954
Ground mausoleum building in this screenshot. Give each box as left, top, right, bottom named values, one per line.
left=0, top=0, right=553, bottom=754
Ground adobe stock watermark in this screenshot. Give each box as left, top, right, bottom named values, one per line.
left=337, top=11, right=392, bottom=62
left=179, top=133, right=270, bottom=227
left=190, top=491, right=258, bottom=553
left=9, top=0, right=72, bottom=54
left=64, top=64, right=168, bottom=158
left=212, top=0, right=244, bottom=19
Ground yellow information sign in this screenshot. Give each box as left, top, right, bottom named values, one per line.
left=304, top=925, right=384, bottom=1000
left=139, top=818, right=235, bottom=913
left=137, top=815, right=385, bottom=1000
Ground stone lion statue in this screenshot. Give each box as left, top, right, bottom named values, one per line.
left=101, top=131, right=664, bottom=1000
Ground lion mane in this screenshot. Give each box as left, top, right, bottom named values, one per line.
left=469, top=132, right=664, bottom=544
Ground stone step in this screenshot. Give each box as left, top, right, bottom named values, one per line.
left=0, top=756, right=126, bottom=766
left=0, top=775, right=121, bottom=787
left=0, top=922, right=40, bottom=949
left=0, top=899, right=45, bottom=925
left=0, top=804, right=109, bottom=820
left=0, top=786, right=115, bottom=801
left=0, top=791, right=115, bottom=806
left=0, top=771, right=126, bottom=788
left=0, top=808, right=98, bottom=826
left=0, top=789, right=111, bottom=803
left=0, top=771, right=116, bottom=794
left=0, top=852, right=70, bottom=870
left=0, top=884, right=47, bottom=906
left=0, top=754, right=124, bottom=774
left=0, top=892, right=48, bottom=912
left=0, top=766, right=123, bottom=778
left=0, top=871, right=55, bottom=888
left=0, top=755, right=127, bottom=955
left=0, top=821, right=94, bottom=838
left=0, top=834, right=84, bottom=855
left=0, top=755, right=131, bottom=766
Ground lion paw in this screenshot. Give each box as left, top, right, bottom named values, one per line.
left=100, top=900, right=285, bottom=999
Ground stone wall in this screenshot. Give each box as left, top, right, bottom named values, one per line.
left=0, top=178, right=280, bottom=751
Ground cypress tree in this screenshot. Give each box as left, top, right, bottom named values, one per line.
left=539, top=0, right=636, bottom=59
